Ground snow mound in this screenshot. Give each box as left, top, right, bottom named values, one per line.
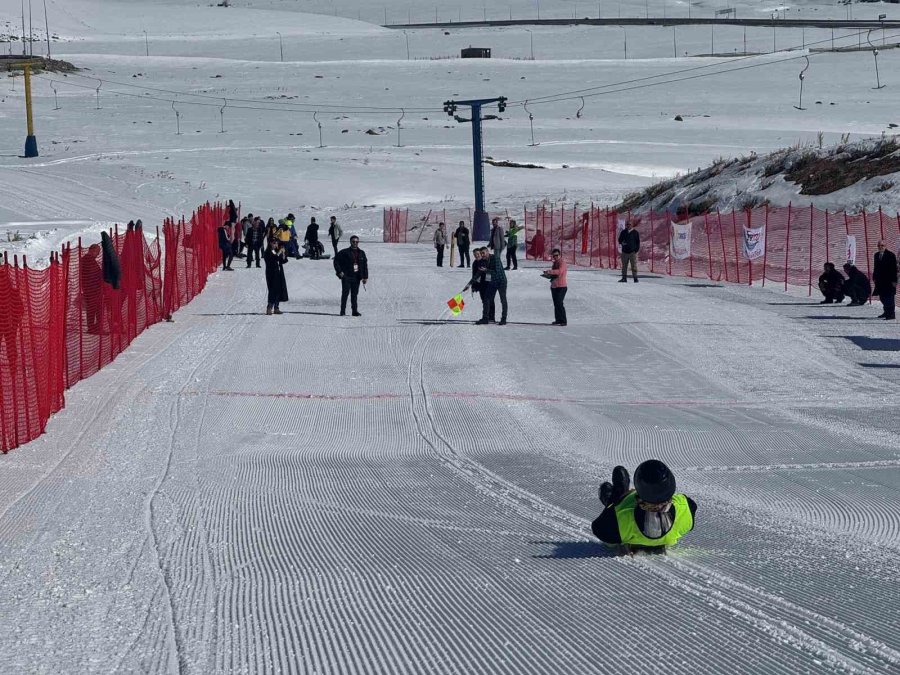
left=618, top=135, right=900, bottom=215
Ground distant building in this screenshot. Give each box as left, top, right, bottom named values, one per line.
left=461, top=47, right=491, bottom=59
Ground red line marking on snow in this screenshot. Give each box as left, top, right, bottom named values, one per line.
left=206, top=390, right=405, bottom=402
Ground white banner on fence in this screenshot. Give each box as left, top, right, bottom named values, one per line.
left=846, top=235, right=857, bottom=265
left=742, top=225, right=766, bottom=260
left=617, top=217, right=627, bottom=236
left=670, top=220, right=692, bottom=260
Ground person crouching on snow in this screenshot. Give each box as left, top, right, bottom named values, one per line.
left=263, top=238, right=289, bottom=315
left=591, top=459, right=697, bottom=555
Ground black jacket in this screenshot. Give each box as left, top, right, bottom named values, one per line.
left=100, top=231, right=121, bottom=290
left=873, top=250, right=898, bottom=294
left=618, top=227, right=640, bottom=254
left=470, top=257, right=487, bottom=291
left=455, top=226, right=471, bottom=249
left=843, top=266, right=872, bottom=300
left=305, top=223, right=319, bottom=245
left=334, top=246, right=368, bottom=280
left=263, top=247, right=289, bottom=303
left=818, top=268, right=844, bottom=293
left=591, top=494, right=698, bottom=545
left=245, top=222, right=266, bottom=247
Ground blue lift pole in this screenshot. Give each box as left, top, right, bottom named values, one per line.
left=444, top=96, right=506, bottom=241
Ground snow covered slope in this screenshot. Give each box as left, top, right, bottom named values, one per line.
left=1, top=1, right=900, bottom=672
left=1, top=245, right=899, bottom=673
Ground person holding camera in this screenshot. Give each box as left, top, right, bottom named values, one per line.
left=542, top=248, right=568, bottom=326
left=263, top=237, right=289, bottom=315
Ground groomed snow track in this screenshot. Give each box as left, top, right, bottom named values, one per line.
left=1, top=244, right=899, bottom=674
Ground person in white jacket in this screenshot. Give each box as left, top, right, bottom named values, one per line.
left=434, top=222, right=448, bottom=267
left=328, top=216, right=343, bottom=257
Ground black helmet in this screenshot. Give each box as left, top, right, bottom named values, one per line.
left=634, top=459, right=676, bottom=504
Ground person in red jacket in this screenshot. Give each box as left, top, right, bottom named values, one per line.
left=542, top=248, right=568, bottom=326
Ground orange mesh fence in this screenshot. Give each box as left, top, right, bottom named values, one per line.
left=2, top=202, right=225, bottom=454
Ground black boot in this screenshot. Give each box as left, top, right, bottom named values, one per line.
left=599, top=481, right=614, bottom=506
left=611, top=465, right=631, bottom=503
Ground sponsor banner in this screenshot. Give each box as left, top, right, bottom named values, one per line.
left=846, top=235, right=857, bottom=265
left=670, top=220, right=692, bottom=260
left=742, top=225, right=766, bottom=261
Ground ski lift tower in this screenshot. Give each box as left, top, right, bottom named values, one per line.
left=444, top=96, right=507, bottom=241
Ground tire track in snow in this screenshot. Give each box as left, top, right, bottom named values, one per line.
left=400, top=309, right=900, bottom=674
left=142, top=273, right=249, bottom=674
left=642, top=555, right=900, bottom=674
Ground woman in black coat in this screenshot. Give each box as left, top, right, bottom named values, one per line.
left=263, top=238, right=289, bottom=315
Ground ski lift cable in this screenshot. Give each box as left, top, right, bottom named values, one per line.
left=497, top=29, right=900, bottom=110
left=36, top=75, right=436, bottom=115
left=47, top=70, right=442, bottom=113
left=504, top=26, right=891, bottom=107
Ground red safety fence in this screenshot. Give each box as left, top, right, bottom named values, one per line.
left=385, top=203, right=899, bottom=291
left=1, top=202, right=227, bottom=454
left=383, top=206, right=520, bottom=244
left=518, top=203, right=898, bottom=292
left=162, top=202, right=225, bottom=317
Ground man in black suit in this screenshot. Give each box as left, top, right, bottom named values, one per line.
left=333, top=236, right=368, bottom=317
left=873, top=240, right=898, bottom=320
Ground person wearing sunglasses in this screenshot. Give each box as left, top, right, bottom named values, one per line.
left=542, top=248, right=567, bottom=326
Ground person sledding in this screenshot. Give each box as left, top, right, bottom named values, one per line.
left=591, top=459, right=697, bottom=555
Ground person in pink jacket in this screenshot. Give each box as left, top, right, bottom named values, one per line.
left=542, top=248, right=568, bottom=326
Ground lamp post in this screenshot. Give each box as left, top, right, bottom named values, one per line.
left=402, top=30, right=410, bottom=60
left=525, top=28, right=534, bottom=59
left=622, top=26, right=627, bottom=59
left=276, top=31, right=283, bottom=62
left=143, top=30, right=148, bottom=56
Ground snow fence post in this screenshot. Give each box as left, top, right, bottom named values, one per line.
left=807, top=205, right=814, bottom=295
left=862, top=209, right=872, bottom=302
left=783, top=204, right=791, bottom=291
left=731, top=211, right=740, bottom=284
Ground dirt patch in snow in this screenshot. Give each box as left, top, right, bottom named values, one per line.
left=785, top=139, right=900, bottom=195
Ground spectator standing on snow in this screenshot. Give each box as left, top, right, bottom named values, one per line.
left=592, top=460, right=697, bottom=555
left=454, top=221, right=471, bottom=268
left=328, top=216, right=342, bottom=258
left=217, top=220, right=234, bottom=271
left=265, top=218, right=278, bottom=242
left=245, top=217, right=266, bottom=268
left=79, top=244, right=103, bottom=333
left=479, top=249, right=508, bottom=325
left=873, top=241, right=898, bottom=320
left=818, top=263, right=845, bottom=304
left=618, top=220, right=640, bottom=283
left=334, top=235, right=368, bottom=316
left=843, top=263, right=871, bottom=306
left=542, top=247, right=568, bottom=326
left=305, top=218, right=321, bottom=260
left=434, top=222, right=448, bottom=267
left=263, top=238, right=289, bottom=315
left=505, top=219, right=524, bottom=270
left=490, top=217, right=506, bottom=253
left=464, top=248, right=488, bottom=319
left=228, top=199, right=239, bottom=224
left=529, top=229, right=546, bottom=260
left=232, top=218, right=245, bottom=259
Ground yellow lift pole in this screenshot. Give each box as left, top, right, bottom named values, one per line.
left=24, top=64, right=39, bottom=158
